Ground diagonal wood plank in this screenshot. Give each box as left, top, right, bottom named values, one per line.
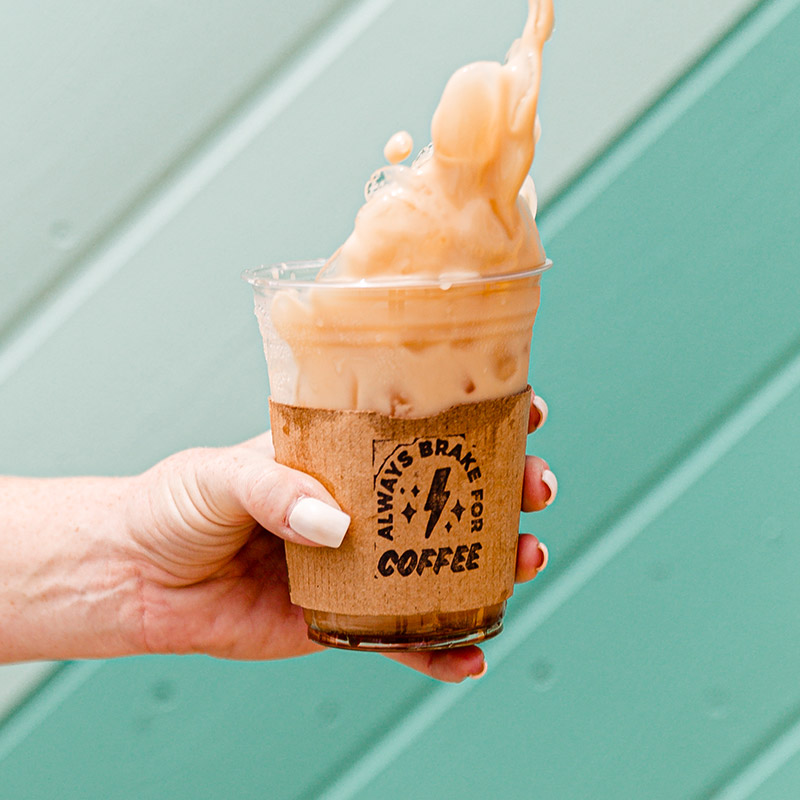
left=707, top=710, right=800, bottom=799
left=534, top=0, right=758, bottom=200
left=312, top=1, right=800, bottom=796
left=343, top=374, right=800, bottom=799
left=0, top=653, right=431, bottom=800
left=0, top=0, right=783, bottom=797
left=0, top=0, right=758, bottom=391
left=0, top=664, right=56, bottom=725
left=736, top=724, right=800, bottom=800
left=0, top=0, right=348, bottom=335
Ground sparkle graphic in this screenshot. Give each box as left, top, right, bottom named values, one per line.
left=401, top=503, right=416, bottom=523
left=411, top=485, right=420, bottom=497
left=445, top=521, right=452, bottom=532
left=451, top=500, right=465, bottom=522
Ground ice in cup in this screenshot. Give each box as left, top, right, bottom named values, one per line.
left=243, top=0, right=554, bottom=650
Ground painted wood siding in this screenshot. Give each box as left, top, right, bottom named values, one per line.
left=3, top=1, right=798, bottom=798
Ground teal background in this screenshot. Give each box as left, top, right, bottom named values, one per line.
left=2, top=1, right=799, bottom=797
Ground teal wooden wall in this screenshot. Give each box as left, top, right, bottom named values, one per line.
left=2, top=1, right=798, bottom=797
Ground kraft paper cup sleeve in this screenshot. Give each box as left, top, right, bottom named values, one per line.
left=270, top=387, right=530, bottom=616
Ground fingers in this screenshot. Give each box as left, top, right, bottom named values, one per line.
left=515, top=533, right=548, bottom=583
left=225, top=447, right=351, bottom=549
left=522, top=455, right=557, bottom=512
left=525, top=391, right=557, bottom=510
left=528, top=392, right=549, bottom=434
left=520, top=395, right=555, bottom=584
left=385, top=645, right=487, bottom=683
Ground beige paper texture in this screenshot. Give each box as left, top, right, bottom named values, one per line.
left=270, top=388, right=530, bottom=616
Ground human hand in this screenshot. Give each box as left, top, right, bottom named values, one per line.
left=124, top=392, right=556, bottom=682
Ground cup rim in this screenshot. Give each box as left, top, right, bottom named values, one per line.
left=241, top=259, right=552, bottom=290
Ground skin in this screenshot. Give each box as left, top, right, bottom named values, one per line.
left=0, top=394, right=553, bottom=682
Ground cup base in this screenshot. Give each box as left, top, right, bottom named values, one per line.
left=303, top=602, right=506, bottom=652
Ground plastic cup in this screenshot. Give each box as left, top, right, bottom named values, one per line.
left=243, top=259, right=550, bottom=651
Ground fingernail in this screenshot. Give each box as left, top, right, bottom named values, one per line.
left=288, top=498, right=350, bottom=548
left=469, top=659, right=488, bottom=680
left=532, top=395, right=548, bottom=430
left=542, top=469, right=558, bottom=507
left=536, top=542, right=549, bottom=574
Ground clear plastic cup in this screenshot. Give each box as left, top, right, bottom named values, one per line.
left=243, top=259, right=550, bottom=651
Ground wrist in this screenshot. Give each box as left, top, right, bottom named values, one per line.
left=0, top=476, right=146, bottom=662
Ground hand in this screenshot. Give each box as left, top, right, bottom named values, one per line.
left=124, top=392, right=557, bottom=682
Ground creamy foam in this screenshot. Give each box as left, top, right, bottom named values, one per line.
left=267, top=0, right=554, bottom=417
left=322, top=0, right=553, bottom=280
left=383, top=130, right=414, bottom=165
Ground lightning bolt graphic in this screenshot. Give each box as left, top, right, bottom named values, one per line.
left=423, top=467, right=451, bottom=539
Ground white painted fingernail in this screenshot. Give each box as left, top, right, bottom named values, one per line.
left=542, top=469, right=558, bottom=507
left=536, top=542, right=549, bottom=573
left=288, top=498, right=350, bottom=548
left=532, top=395, right=548, bottom=430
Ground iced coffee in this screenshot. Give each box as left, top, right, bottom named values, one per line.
left=244, top=0, right=554, bottom=650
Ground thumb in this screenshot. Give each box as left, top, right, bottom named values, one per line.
left=226, top=446, right=351, bottom=549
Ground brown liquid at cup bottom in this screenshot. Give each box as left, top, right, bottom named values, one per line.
left=303, top=602, right=506, bottom=652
